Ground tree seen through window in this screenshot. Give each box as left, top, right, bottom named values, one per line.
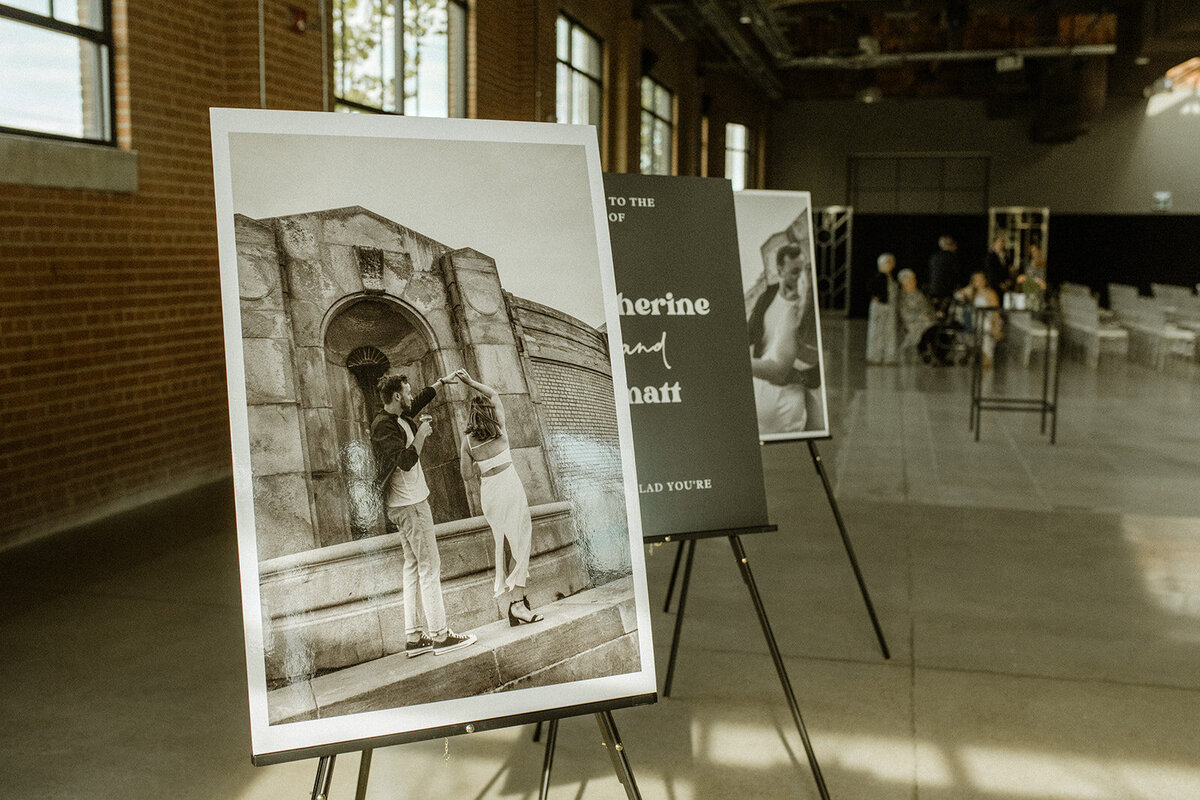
left=334, top=0, right=466, bottom=117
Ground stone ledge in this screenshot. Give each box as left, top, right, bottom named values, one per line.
left=268, top=576, right=638, bottom=724
left=260, top=500, right=572, bottom=578
left=0, top=133, right=138, bottom=193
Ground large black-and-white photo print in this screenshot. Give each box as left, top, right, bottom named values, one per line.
left=735, top=190, right=831, bottom=442
left=211, top=110, right=654, bottom=763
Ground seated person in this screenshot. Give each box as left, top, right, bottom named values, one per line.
left=1017, top=242, right=1049, bottom=311
left=955, top=270, right=1003, bottom=367
left=897, top=268, right=937, bottom=362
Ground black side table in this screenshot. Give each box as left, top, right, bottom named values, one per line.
left=969, top=306, right=1062, bottom=444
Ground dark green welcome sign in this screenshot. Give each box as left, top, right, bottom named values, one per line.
left=604, top=173, right=769, bottom=539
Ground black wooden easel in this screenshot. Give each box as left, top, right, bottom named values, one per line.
left=308, top=748, right=381, bottom=800
left=655, top=524, right=832, bottom=800
left=308, top=709, right=642, bottom=800
left=531, top=711, right=642, bottom=799
left=652, top=437, right=897, bottom=798
left=804, top=440, right=890, bottom=658
left=663, top=441, right=890, bottom=660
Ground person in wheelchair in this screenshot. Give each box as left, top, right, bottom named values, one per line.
left=898, top=269, right=937, bottom=362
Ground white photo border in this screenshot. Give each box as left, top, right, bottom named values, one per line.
left=210, top=108, right=656, bottom=764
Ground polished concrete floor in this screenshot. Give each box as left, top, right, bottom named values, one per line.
left=3, top=319, right=1199, bottom=799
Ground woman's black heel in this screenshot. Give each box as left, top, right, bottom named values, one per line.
left=508, top=597, right=544, bottom=626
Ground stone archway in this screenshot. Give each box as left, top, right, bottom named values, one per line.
left=320, top=296, right=464, bottom=543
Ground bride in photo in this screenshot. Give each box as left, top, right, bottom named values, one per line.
left=456, top=369, right=543, bottom=626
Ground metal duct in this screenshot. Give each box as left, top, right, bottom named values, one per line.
left=779, top=44, right=1117, bottom=70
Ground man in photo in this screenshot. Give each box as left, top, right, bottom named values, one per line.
left=372, top=372, right=477, bottom=657
left=747, top=241, right=822, bottom=434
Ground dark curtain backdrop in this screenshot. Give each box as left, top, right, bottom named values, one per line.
left=848, top=213, right=1200, bottom=317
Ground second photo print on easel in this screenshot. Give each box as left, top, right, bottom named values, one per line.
left=735, top=190, right=831, bottom=442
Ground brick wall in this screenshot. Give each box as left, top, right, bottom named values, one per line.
left=513, top=297, right=628, bottom=579
left=0, top=0, right=771, bottom=548
left=513, top=298, right=623, bottom=491
left=640, top=15, right=703, bottom=177
left=0, top=0, right=324, bottom=547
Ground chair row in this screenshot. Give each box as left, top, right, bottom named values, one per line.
left=1107, top=283, right=1199, bottom=369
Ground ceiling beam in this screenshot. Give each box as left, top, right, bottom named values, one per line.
left=742, top=0, right=795, bottom=62
left=693, top=0, right=786, bottom=98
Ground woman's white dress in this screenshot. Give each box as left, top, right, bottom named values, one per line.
left=475, top=445, right=532, bottom=596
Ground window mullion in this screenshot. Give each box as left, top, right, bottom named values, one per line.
left=556, top=15, right=602, bottom=128
left=0, top=4, right=109, bottom=43
left=395, top=0, right=405, bottom=113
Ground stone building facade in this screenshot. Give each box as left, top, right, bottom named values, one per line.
left=235, top=206, right=626, bottom=681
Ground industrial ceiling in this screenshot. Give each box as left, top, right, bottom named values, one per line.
left=639, top=0, right=1200, bottom=139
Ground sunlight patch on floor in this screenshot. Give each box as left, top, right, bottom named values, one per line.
left=1122, top=514, right=1200, bottom=633
left=959, top=746, right=1200, bottom=799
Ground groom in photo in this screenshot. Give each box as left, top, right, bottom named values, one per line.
left=746, top=241, right=822, bottom=434
left=373, top=372, right=477, bottom=657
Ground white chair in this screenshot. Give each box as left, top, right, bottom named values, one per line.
left=1151, top=283, right=1200, bottom=336
left=1062, top=292, right=1127, bottom=368
left=1005, top=310, right=1058, bottom=367
left=1110, top=283, right=1197, bottom=369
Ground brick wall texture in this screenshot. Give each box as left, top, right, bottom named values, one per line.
left=0, top=0, right=770, bottom=547
left=529, top=360, right=622, bottom=491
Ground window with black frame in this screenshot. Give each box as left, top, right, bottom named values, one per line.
left=555, top=14, right=602, bottom=126
left=0, top=0, right=115, bottom=144
left=334, top=0, right=467, bottom=117
left=639, top=76, right=673, bottom=175
left=724, top=123, right=751, bottom=190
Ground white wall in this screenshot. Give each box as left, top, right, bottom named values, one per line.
left=767, top=94, right=1200, bottom=214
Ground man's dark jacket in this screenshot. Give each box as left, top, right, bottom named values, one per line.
left=370, top=385, right=437, bottom=492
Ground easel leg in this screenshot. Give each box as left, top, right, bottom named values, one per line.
left=1040, top=333, right=1052, bottom=435
left=662, top=538, right=696, bottom=698
left=969, top=346, right=979, bottom=433
left=532, top=720, right=543, bottom=742
left=1049, top=332, right=1062, bottom=445
left=729, top=535, right=832, bottom=800
left=595, top=711, right=642, bottom=800
left=538, top=718, right=560, bottom=800
left=807, top=441, right=891, bottom=660
left=663, top=540, right=684, bottom=612
left=310, top=755, right=336, bottom=800
left=355, top=750, right=372, bottom=800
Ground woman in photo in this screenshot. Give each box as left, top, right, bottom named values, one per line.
left=456, top=369, right=543, bottom=626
